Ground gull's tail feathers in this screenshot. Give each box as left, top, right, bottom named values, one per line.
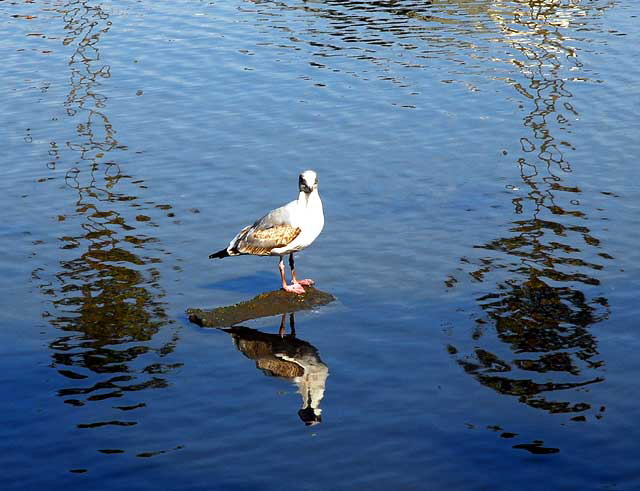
left=209, top=248, right=230, bottom=259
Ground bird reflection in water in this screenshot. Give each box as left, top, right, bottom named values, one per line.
left=224, top=313, right=328, bottom=426
left=188, top=288, right=333, bottom=425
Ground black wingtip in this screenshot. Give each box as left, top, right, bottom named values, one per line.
left=209, top=249, right=229, bottom=259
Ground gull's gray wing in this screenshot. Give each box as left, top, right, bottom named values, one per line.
left=229, top=201, right=300, bottom=256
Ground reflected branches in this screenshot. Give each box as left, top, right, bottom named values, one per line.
left=446, top=0, right=612, bottom=419
left=36, top=1, right=179, bottom=418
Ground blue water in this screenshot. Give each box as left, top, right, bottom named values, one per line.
left=1, top=0, right=639, bottom=489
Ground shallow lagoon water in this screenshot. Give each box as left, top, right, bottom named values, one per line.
left=1, top=0, right=640, bottom=489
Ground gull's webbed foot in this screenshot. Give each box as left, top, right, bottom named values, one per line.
left=283, top=283, right=306, bottom=294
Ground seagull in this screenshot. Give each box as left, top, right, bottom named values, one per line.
left=209, top=170, right=324, bottom=294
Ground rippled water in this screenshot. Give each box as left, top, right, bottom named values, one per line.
left=2, top=0, right=639, bottom=489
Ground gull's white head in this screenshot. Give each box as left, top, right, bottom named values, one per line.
left=299, top=170, right=319, bottom=194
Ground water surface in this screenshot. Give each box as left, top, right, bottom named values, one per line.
left=1, top=0, right=639, bottom=489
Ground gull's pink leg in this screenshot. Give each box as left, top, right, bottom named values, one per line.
left=289, top=253, right=314, bottom=287
left=280, top=256, right=305, bottom=294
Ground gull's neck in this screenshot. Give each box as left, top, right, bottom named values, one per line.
left=298, top=189, right=320, bottom=207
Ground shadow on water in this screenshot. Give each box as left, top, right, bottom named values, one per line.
left=33, top=0, right=179, bottom=456
left=445, top=1, right=612, bottom=424
left=188, top=288, right=334, bottom=425
left=202, top=271, right=278, bottom=295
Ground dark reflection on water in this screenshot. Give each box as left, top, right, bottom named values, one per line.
left=446, top=1, right=611, bottom=420
left=35, top=0, right=178, bottom=437
left=222, top=314, right=329, bottom=426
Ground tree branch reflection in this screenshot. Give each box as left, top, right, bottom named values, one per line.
left=37, top=1, right=179, bottom=422
left=446, top=0, right=611, bottom=419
